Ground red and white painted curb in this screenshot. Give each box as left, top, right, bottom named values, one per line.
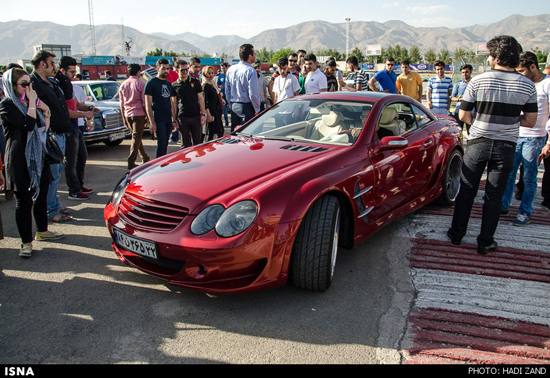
left=400, top=171, right=550, bottom=364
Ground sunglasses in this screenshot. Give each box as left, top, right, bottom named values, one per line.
left=289, top=59, right=297, bottom=62
left=17, top=81, right=31, bottom=88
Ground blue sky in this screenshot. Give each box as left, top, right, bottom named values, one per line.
left=2, top=0, right=548, bottom=38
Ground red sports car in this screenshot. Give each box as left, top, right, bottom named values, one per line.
left=104, top=92, right=463, bottom=294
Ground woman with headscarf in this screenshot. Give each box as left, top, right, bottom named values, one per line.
left=201, top=66, right=224, bottom=142
left=0, top=68, right=64, bottom=257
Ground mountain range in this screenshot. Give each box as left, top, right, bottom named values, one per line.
left=1, top=14, right=549, bottom=64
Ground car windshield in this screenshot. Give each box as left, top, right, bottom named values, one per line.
left=235, top=98, right=376, bottom=146
left=88, top=82, right=120, bottom=101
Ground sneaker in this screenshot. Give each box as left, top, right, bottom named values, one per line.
left=81, top=187, right=93, bottom=194
left=19, top=244, right=32, bottom=258
left=500, top=209, right=509, bottom=216
left=478, top=241, right=498, bottom=255
left=541, top=201, right=550, bottom=210
left=35, top=231, right=64, bottom=241
left=68, top=192, right=90, bottom=200
left=513, top=213, right=531, bottom=226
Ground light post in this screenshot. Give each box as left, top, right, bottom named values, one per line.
left=345, top=18, right=350, bottom=61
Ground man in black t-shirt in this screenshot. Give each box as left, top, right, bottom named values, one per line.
left=144, top=58, right=177, bottom=157
left=171, top=59, right=207, bottom=148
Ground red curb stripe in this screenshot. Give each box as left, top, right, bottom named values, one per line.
left=406, top=308, right=550, bottom=364
left=410, top=239, right=550, bottom=283
left=412, top=308, right=550, bottom=337
left=418, top=203, right=550, bottom=225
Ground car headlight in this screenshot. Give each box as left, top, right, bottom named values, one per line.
left=109, top=174, right=129, bottom=208
left=216, top=201, right=258, bottom=237
left=94, top=116, right=103, bottom=129
left=191, top=201, right=258, bottom=237
left=190, top=204, right=225, bottom=235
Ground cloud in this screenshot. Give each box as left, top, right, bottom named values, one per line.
left=406, top=4, right=452, bottom=15
left=382, top=1, right=400, bottom=7
left=408, top=16, right=457, bottom=28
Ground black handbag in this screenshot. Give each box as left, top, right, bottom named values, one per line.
left=45, top=130, right=64, bottom=165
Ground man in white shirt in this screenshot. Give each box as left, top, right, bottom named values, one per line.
left=501, top=51, right=550, bottom=224
left=303, top=54, right=327, bottom=94
left=272, top=57, right=300, bottom=104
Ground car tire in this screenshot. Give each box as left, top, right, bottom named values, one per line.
left=104, top=139, right=124, bottom=147
left=291, top=196, right=341, bottom=291
left=436, top=149, right=463, bottom=206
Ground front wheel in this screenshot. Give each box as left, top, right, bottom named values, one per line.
left=104, top=138, right=124, bottom=147
left=291, top=196, right=341, bottom=291
left=436, top=149, right=463, bottom=205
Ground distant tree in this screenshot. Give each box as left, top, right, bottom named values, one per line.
left=145, top=48, right=180, bottom=57
left=424, top=48, right=437, bottom=64
left=453, top=47, right=468, bottom=62
left=350, top=47, right=365, bottom=63
left=409, top=45, right=422, bottom=64
left=256, top=47, right=274, bottom=64
left=321, top=48, right=343, bottom=61
left=438, top=49, right=452, bottom=64
left=270, top=47, right=295, bottom=65
left=146, top=48, right=164, bottom=57
left=394, top=44, right=408, bottom=62
left=384, top=46, right=395, bottom=61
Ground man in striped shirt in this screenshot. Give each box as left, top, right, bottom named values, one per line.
left=427, top=60, right=453, bottom=115
left=447, top=35, right=538, bottom=255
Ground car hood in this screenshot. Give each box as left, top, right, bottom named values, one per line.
left=94, top=99, right=120, bottom=108
left=127, top=136, right=342, bottom=213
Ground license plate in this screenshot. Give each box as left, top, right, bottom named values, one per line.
left=109, top=132, right=126, bottom=141
left=114, top=229, right=157, bottom=259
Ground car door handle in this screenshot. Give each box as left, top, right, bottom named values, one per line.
left=422, top=139, right=434, bottom=148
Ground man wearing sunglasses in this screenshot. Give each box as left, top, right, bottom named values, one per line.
left=30, top=50, right=72, bottom=223
left=369, top=58, right=397, bottom=93
left=268, top=53, right=301, bottom=105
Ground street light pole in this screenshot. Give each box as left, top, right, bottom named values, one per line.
left=345, top=18, right=350, bottom=61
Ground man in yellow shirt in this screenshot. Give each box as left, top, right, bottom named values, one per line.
left=396, top=60, right=423, bottom=102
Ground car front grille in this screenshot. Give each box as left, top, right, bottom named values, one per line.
left=118, top=192, right=189, bottom=232
left=104, top=111, right=123, bottom=129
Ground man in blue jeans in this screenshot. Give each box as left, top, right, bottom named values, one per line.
left=447, top=35, right=538, bottom=255
left=501, top=52, right=550, bottom=226
left=145, top=58, right=177, bottom=157
left=30, top=50, right=72, bottom=223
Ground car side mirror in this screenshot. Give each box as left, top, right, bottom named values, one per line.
left=375, top=136, right=408, bottom=152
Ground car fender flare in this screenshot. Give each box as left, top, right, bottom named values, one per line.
left=276, top=171, right=357, bottom=273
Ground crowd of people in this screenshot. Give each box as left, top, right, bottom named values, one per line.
left=0, top=50, right=96, bottom=256
left=1, top=37, right=550, bottom=259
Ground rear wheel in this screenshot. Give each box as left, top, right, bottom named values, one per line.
left=291, top=196, right=341, bottom=291
left=437, top=149, right=463, bottom=205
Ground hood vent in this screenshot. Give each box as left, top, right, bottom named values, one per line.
left=281, top=145, right=328, bottom=152
left=218, top=137, right=241, bottom=144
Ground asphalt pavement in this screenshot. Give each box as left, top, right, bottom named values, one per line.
left=0, top=134, right=549, bottom=366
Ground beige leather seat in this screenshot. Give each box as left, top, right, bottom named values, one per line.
left=378, top=108, right=405, bottom=136
left=312, top=111, right=343, bottom=140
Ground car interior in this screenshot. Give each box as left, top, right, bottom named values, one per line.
left=237, top=99, right=434, bottom=146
